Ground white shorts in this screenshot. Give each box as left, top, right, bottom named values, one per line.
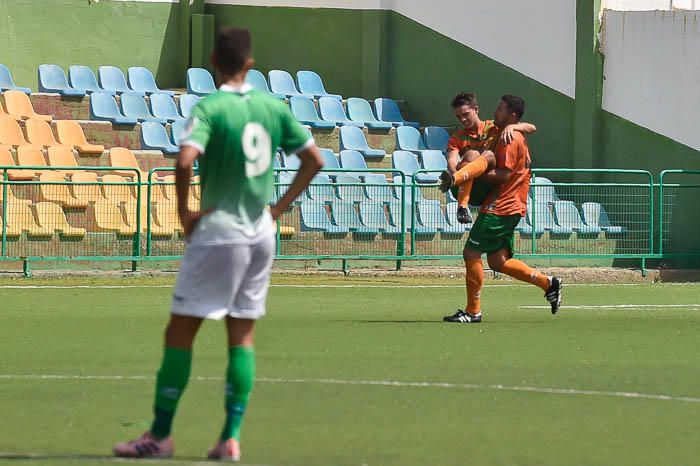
left=171, top=233, right=276, bottom=320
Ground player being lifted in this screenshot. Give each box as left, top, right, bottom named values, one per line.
left=440, top=95, right=563, bottom=323
left=113, top=28, right=324, bottom=460
left=445, top=92, right=536, bottom=224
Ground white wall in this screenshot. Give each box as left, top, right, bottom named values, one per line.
left=602, top=10, right=700, bottom=150
left=603, top=0, right=699, bottom=10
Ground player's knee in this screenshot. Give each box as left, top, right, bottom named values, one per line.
left=482, top=151, right=496, bottom=169
left=463, top=248, right=480, bottom=262
left=464, top=150, right=481, bottom=163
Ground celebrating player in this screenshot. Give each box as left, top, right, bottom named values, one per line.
left=113, top=27, right=324, bottom=460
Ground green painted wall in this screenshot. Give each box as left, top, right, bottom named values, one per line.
left=0, top=0, right=186, bottom=90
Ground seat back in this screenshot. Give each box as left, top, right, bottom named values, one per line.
left=421, top=150, right=447, bottom=171
left=290, top=96, right=320, bottom=121
left=47, top=146, right=78, bottom=170
left=25, top=118, right=58, bottom=146
left=127, top=67, right=159, bottom=93
left=423, top=126, right=450, bottom=151
left=38, top=64, right=71, bottom=92
left=530, top=176, right=559, bottom=203
left=318, top=97, right=349, bottom=122
left=268, top=70, right=299, bottom=95
left=4, top=90, right=42, bottom=119
left=392, top=151, right=421, bottom=176
left=69, top=65, right=100, bottom=93
left=363, top=174, right=393, bottom=204
left=388, top=201, right=412, bottom=229
left=296, top=70, right=326, bottom=95
left=358, top=201, right=388, bottom=229
left=186, top=68, right=216, bottom=95
left=0, top=119, right=28, bottom=145
left=339, top=150, right=368, bottom=170
left=339, top=126, right=369, bottom=151
left=109, top=147, right=140, bottom=171
left=7, top=200, right=39, bottom=231
left=55, top=120, right=89, bottom=146
left=17, top=145, right=47, bottom=168
left=417, top=201, right=447, bottom=228
left=245, top=69, right=272, bottom=92
left=282, top=152, right=301, bottom=170
left=300, top=200, right=333, bottom=230
left=527, top=201, right=557, bottom=230
left=120, top=92, right=153, bottom=120
left=150, top=93, right=180, bottom=121
left=179, top=94, right=200, bottom=118
left=307, top=174, right=335, bottom=203
left=98, top=66, right=130, bottom=93
left=35, top=201, right=79, bottom=233
left=553, top=200, right=586, bottom=229
left=319, top=149, right=340, bottom=170
left=71, top=172, right=103, bottom=204
left=396, top=126, right=427, bottom=151
left=331, top=200, right=362, bottom=229
left=101, top=174, right=134, bottom=204
left=375, top=98, right=403, bottom=123
left=141, top=122, right=171, bottom=148
left=90, top=92, right=124, bottom=118
left=346, top=97, right=377, bottom=123
left=0, top=64, right=19, bottom=89
left=336, top=174, right=365, bottom=203
left=581, top=202, right=613, bottom=228
left=170, top=119, right=189, bottom=145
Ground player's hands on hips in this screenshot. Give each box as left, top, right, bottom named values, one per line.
left=500, top=125, right=516, bottom=145
left=269, top=205, right=282, bottom=221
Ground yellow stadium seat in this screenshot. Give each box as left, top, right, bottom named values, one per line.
left=152, top=202, right=183, bottom=237
left=47, top=146, right=78, bottom=176
left=0, top=182, right=31, bottom=205
left=279, top=226, right=296, bottom=237
left=54, top=120, right=104, bottom=154
left=0, top=119, right=29, bottom=146
left=93, top=200, right=132, bottom=235
left=39, top=172, right=87, bottom=208
left=109, top=147, right=143, bottom=178
left=17, top=145, right=59, bottom=178
left=6, top=201, right=53, bottom=237
left=70, top=172, right=103, bottom=205
left=0, top=145, right=33, bottom=181
left=0, top=216, right=21, bottom=237
left=100, top=174, right=136, bottom=205
left=34, top=202, right=86, bottom=238
left=25, top=118, right=69, bottom=148
left=2, top=90, right=52, bottom=121
left=123, top=200, right=149, bottom=233
left=0, top=99, right=20, bottom=121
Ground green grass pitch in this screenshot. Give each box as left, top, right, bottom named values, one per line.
left=0, top=275, right=699, bottom=466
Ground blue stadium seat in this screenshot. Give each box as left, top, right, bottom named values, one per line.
left=388, top=201, right=435, bottom=234
left=392, top=150, right=435, bottom=183
left=318, top=97, right=363, bottom=127
left=128, top=67, right=175, bottom=96
left=307, top=174, right=336, bottom=204
left=178, top=94, right=201, bottom=119
left=282, top=152, right=301, bottom=170
left=319, top=149, right=341, bottom=171
left=170, top=119, right=189, bottom=145
left=300, top=200, right=348, bottom=234
left=530, top=177, right=560, bottom=204
left=417, top=201, right=463, bottom=235
left=69, top=65, right=112, bottom=95
left=445, top=203, right=472, bottom=230
left=358, top=201, right=400, bottom=235
left=346, top=98, right=392, bottom=130
left=186, top=68, right=216, bottom=96
left=581, top=202, right=626, bottom=235
left=339, top=127, right=385, bottom=159
left=268, top=70, right=314, bottom=99
left=331, top=200, right=378, bottom=235
left=89, top=92, right=138, bottom=125
left=0, top=64, right=31, bottom=94
left=289, top=96, right=335, bottom=129
left=245, top=69, right=285, bottom=99
left=396, top=126, right=428, bottom=153
left=38, top=64, right=85, bottom=97
left=98, top=66, right=140, bottom=95
left=423, top=126, right=450, bottom=152
left=392, top=175, right=432, bottom=204
left=277, top=172, right=298, bottom=202
left=374, top=98, right=420, bottom=129
left=335, top=174, right=366, bottom=203
left=150, top=93, right=183, bottom=123
left=339, top=150, right=368, bottom=171
left=553, top=201, right=601, bottom=237
left=527, top=201, right=571, bottom=237
left=120, top=92, right=168, bottom=124
left=363, top=174, right=394, bottom=204
left=419, top=150, right=447, bottom=183
left=296, top=70, right=342, bottom=100
left=141, top=122, right=179, bottom=155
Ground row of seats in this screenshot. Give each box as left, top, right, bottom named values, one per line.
left=518, top=201, right=625, bottom=238
left=290, top=96, right=418, bottom=131
left=0, top=119, right=104, bottom=153
left=1, top=90, right=52, bottom=121
left=90, top=92, right=198, bottom=125
left=38, top=64, right=175, bottom=97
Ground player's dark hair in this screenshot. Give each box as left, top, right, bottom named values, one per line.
left=501, top=95, right=525, bottom=120
left=214, top=27, right=252, bottom=75
left=451, top=92, right=478, bottom=109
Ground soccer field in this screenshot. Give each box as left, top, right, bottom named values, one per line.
left=1, top=276, right=699, bottom=466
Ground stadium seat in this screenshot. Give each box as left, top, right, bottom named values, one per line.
left=339, top=150, right=368, bottom=172
left=17, top=145, right=52, bottom=178
left=54, top=120, right=104, bottom=154
left=423, top=126, right=450, bottom=152
left=363, top=174, right=394, bottom=204
left=93, top=199, right=132, bottom=235
left=392, top=151, right=434, bottom=183
left=120, top=92, right=168, bottom=124
left=6, top=201, right=53, bottom=237
left=307, top=174, right=336, bottom=204
left=419, top=150, right=447, bottom=182
left=530, top=177, right=560, bottom=204
left=276, top=172, right=299, bottom=203
left=245, top=69, right=285, bottom=100
left=289, top=97, right=335, bottom=129
left=0, top=99, right=19, bottom=120
left=39, top=172, right=87, bottom=208
left=527, top=201, right=571, bottom=237
left=268, top=70, right=314, bottom=99
left=38, top=64, right=85, bottom=97
left=445, top=202, right=472, bottom=230
left=392, top=175, right=431, bottom=204
left=151, top=202, right=182, bottom=237
left=25, top=119, right=67, bottom=148
left=296, top=71, right=342, bottom=100
left=374, top=98, right=420, bottom=129
left=187, top=68, right=216, bottom=96
left=339, top=127, right=385, bottom=159
left=0, top=119, right=29, bottom=146
left=100, top=174, right=135, bottom=205
left=123, top=199, right=150, bottom=234
left=388, top=201, right=434, bottom=234
left=331, top=200, right=378, bottom=236
left=0, top=64, right=31, bottom=94
left=3, top=90, right=52, bottom=121
left=128, top=67, right=175, bottom=96
left=47, top=146, right=78, bottom=175
left=300, top=200, right=348, bottom=234
left=272, top=153, right=281, bottom=170
left=89, top=92, right=138, bottom=125
left=318, top=97, right=363, bottom=127
left=335, top=174, right=366, bottom=203
left=417, top=201, right=463, bottom=235
left=35, top=202, right=86, bottom=237
left=346, top=98, right=392, bottom=130
left=178, top=94, right=201, bottom=118
left=553, top=201, right=601, bottom=237
left=150, top=93, right=183, bottom=123
left=141, top=122, right=179, bottom=155
left=70, top=172, right=102, bottom=205
left=396, top=126, right=428, bottom=153
left=282, top=152, right=301, bottom=171
left=581, top=202, right=626, bottom=235
left=0, top=145, right=33, bottom=180
left=69, top=65, right=113, bottom=95
left=319, top=149, right=340, bottom=172
left=98, top=66, right=140, bottom=95
left=170, top=119, right=188, bottom=145
left=358, top=201, right=400, bottom=236
left=109, top=147, right=142, bottom=178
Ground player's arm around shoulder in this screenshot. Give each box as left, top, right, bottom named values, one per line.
left=499, top=121, right=536, bottom=145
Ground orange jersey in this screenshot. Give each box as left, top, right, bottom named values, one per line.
left=447, top=120, right=499, bottom=156
left=480, top=132, right=531, bottom=217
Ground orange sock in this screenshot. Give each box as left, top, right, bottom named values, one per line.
left=500, top=259, right=551, bottom=291
left=465, top=258, right=484, bottom=314
left=457, top=179, right=473, bottom=209
left=454, top=156, right=489, bottom=186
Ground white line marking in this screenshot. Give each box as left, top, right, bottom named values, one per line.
left=521, top=304, right=700, bottom=310
left=1, top=374, right=698, bottom=404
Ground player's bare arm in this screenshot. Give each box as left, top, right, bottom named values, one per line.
left=270, top=145, right=324, bottom=220
left=500, top=122, right=537, bottom=145
left=447, top=148, right=460, bottom=174
left=176, top=145, right=208, bottom=238
left=481, top=167, right=512, bottom=185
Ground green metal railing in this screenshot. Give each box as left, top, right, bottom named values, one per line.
left=658, top=170, right=700, bottom=263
